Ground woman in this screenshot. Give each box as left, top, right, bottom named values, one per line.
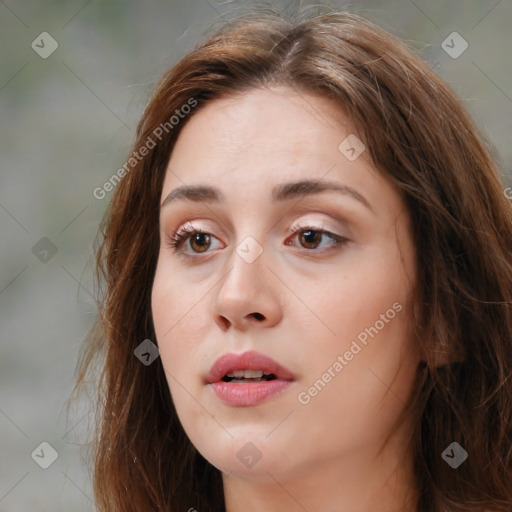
left=75, top=7, right=512, bottom=512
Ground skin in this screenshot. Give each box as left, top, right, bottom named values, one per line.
left=151, top=87, right=423, bottom=512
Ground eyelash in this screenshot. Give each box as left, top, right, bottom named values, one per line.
left=166, top=222, right=348, bottom=257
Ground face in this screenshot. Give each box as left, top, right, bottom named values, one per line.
left=151, top=87, right=421, bottom=482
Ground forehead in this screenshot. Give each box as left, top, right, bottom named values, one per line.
left=162, top=87, right=379, bottom=193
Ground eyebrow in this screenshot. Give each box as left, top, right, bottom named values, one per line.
left=160, top=179, right=374, bottom=212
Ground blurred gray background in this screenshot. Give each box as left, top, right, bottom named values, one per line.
left=1, top=0, right=511, bottom=510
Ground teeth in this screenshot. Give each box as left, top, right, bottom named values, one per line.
left=226, top=369, right=265, bottom=378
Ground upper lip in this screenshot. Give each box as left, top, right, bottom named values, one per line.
left=205, top=350, right=295, bottom=383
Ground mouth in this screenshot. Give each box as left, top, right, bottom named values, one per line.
left=205, top=350, right=295, bottom=406
left=221, top=369, right=278, bottom=383
left=206, top=350, right=295, bottom=384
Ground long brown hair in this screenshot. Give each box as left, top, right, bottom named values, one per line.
left=73, top=6, right=512, bottom=511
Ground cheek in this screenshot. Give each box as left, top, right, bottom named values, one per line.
left=151, top=266, right=173, bottom=344
left=151, top=265, right=189, bottom=373
left=151, top=281, right=212, bottom=441
left=304, top=245, right=417, bottom=383
left=151, top=264, right=211, bottom=380
left=152, top=262, right=195, bottom=335
left=309, top=260, right=407, bottom=342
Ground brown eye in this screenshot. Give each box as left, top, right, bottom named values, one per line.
left=168, top=227, right=223, bottom=256
left=189, top=233, right=211, bottom=253
left=286, top=224, right=347, bottom=252
left=298, top=229, right=323, bottom=249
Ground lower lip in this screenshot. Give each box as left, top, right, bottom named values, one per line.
left=210, top=379, right=293, bottom=406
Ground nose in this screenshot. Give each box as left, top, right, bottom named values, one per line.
left=211, top=244, right=283, bottom=332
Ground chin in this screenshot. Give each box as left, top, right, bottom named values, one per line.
left=189, top=429, right=302, bottom=481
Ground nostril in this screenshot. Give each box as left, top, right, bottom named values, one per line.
left=252, top=312, right=264, bottom=321
left=219, top=316, right=230, bottom=329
